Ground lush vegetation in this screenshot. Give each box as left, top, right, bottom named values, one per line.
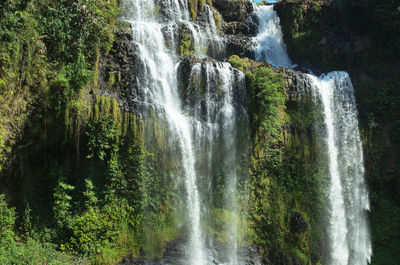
left=0, top=0, right=118, bottom=170
left=229, top=55, right=324, bottom=264
left=0, top=0, right=178, bottom=263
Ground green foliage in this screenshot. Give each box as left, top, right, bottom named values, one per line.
left=0, top=195, right=15, bottom=236
left=228, top=55, right=252, bottom=72
left=247, top=67, right=286, bottom=143
left=53, top=179, right=75, bottom=230
left=37, top=0, right=117, bottom=62
left=0, top=0, right=183, bottom=263
left=0, top=0, right=119, bottom=172
left=83, top=179, right=98, bottom=210
left=69, top=208, right=114, bottom=256
left=230, top=57, right=324, bottom=263
left=0, top=194, right=74, bottom=264
left=1, top=238, right=74, bottom=265
left=87, top=114, right=119, bottom=161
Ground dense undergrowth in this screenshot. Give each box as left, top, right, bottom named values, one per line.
left=0, top=0, right=118, bottom=169
left=0, top=0, right=165, bottom=263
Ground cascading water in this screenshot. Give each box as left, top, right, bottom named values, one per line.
left=186, top=62, right=248, bottom=265
left=122, top=0, right=249, bottom=264
left=123, top=1, right=205, bottom=263
left=255, top=5, right=294, bottom=68
left=309, top=73, right=372, bottom=265
left=255, top=4, right=372, bottom=265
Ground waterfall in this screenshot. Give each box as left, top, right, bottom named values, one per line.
left=255, top=5, right=294, bottom=68
left=255, top=4, right=372, bottom=265
left=124, top=1, right=205, bottom=263
left=186, top=62, right=248, bottom=265
left=309, top=73, right=372, bottom=265
left=122, top=0, right=248, bottom=264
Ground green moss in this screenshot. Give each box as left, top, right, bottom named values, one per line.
left=228, top=55, right=251, bottom=72
left=188, top=0, right=199, bottom=20
left=180, top=40, right=192, bottom=56
left=153, top=5, right=161, bottom=16
left=199, top=0, right=206, bottom=12
left=122, top=112, right=139, bottom=139
left=179, top=31, right=193, bottom=56
left=94, top=46, right=100, bottom=87
left=108, top=71, right=116, bottom=86
left=91, top=96, right=123, bottom=130
left=247, top=66, right=286, bottom=143
left=0, top=79, right=5, bottom=91
left=206, top=209, right=246, bottom=244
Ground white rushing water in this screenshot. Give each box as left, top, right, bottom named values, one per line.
left=187, top=61, right=248, bottom=265
left=124, top=1, right=205, bottom=263
left=309, top=73, right=372, bottom=265
left=122, top=0, right=247, bottom=264
left=255, top=4, right=372, bottom=265
left=309, top=74, right=349, bottom=264
left=255, top=5, right=294, bottom=68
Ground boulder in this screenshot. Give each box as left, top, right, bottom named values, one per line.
left=290, top=211, right=308, bottom=234
left=212, top=0, right=255, bottom=22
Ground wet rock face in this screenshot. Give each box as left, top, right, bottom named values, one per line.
left=225, top=34, right=255, bottom=58
left=212, top=0, right=255, bottom=23
left=217, top=0, right=258, bottom=58
left=98, top=24, right=141, bottom=113
left=221, top=9, right=258, bottom=36
left=276, top=67, right=313, bottom=101
left=177, top=54, right=203, bottom=93
left=99, top=1, right=260, bottom=112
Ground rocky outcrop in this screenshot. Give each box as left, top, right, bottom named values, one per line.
left=217, top=0, right=258, bottom=58
left=212, top=0, right=255, bottom=22
left=227, top=55, right=313, bottom=100
left=98, top=23, right=139, bottom=112
left=224, top=34, right=255, bottom=58
left=275, top=67, right=313, bottom=101
left=290, top=212, right=308, bottom=234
